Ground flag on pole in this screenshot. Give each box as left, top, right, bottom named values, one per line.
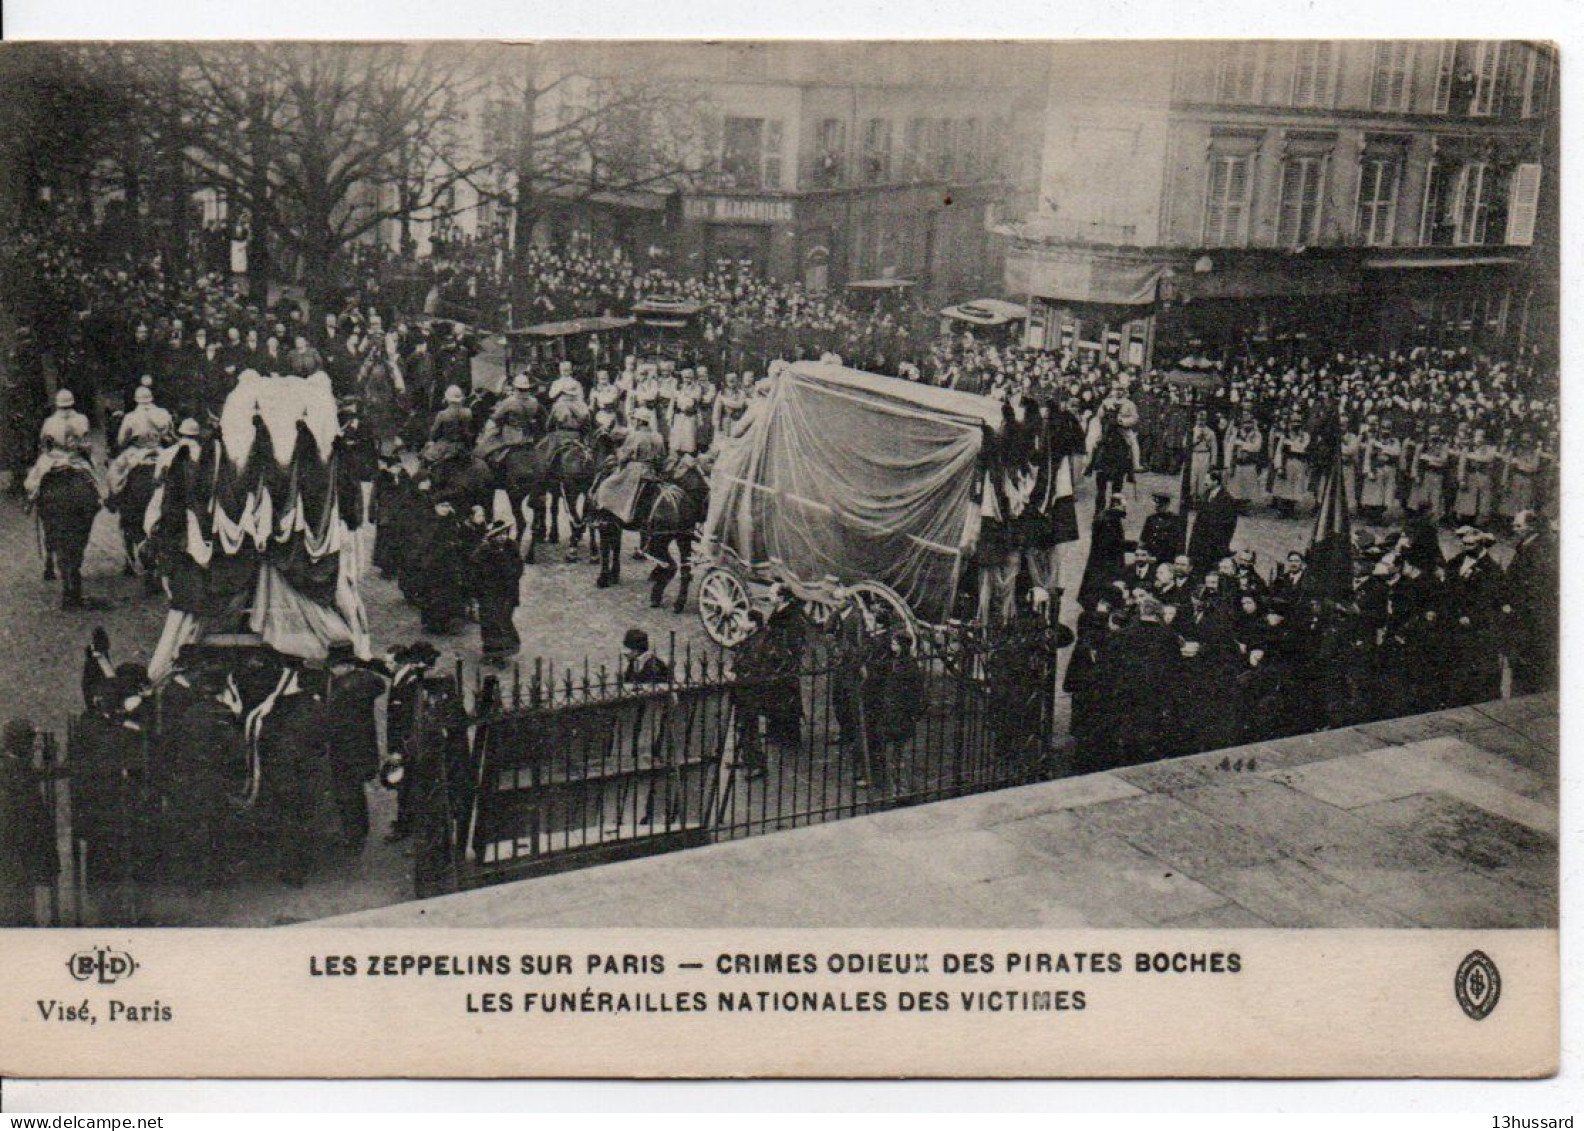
left=1300, top=406, right=1352, bottom=607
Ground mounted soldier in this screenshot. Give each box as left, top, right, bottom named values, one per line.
left=475, top=372, right=544, bottom=466
left=106, top=379, right=174, bottom=583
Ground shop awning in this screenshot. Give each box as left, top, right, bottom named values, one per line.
left=1363, top=254, right=1522, bottom=270
left=939, top=299, right=1030, bottom=326
left=1173, top=265, right=1356, bottom=300
left=1005, top=250, right=1168, bottom=306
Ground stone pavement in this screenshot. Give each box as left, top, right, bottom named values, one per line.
left=324, top=693, right=1558, bottom=929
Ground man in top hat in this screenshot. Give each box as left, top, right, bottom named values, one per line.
left=23, top=388, right=101, bottom=501
left=323, top=649, right=388, bottom=852
left=1187, top=469, right=1239, bottom=579
left=382, top=640, right=440, bottom=843
left=1140, top=492, right=1186, bottom=565
left=1445, top=524, right=1503, bottom=705
left=621, top=628, right=671, bottom=685
left=1503, top=510, right=1559, bottom=695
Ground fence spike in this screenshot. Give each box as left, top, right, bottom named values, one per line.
left=512, top=662, right=521, bottom=708
left=533, top=657, right=544, bottom=707
left=583, top=656, right=591, bottom=700
left=597, top=663, right=609, bottom=697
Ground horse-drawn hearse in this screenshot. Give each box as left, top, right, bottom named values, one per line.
left=693, top=360, right=1021, bottom=649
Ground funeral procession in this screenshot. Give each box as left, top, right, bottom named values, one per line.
left=0, top=41, right=1559, bottom=931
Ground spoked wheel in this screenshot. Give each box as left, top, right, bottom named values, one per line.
left=847, top=581, right=917, bottom=650
left=698, top=567, right=755, bottom=647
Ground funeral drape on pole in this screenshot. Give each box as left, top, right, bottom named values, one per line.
left=148, top=372, right=372, bottom=678
left=700, top=361, right=1002, bottom=625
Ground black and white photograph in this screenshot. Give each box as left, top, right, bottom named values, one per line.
left=0, top=39, right=1559, bottom=952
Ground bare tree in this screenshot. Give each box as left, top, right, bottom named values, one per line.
left=178, top=42, right=490, bottom=305
left=442, top=44, right=714, bottom=308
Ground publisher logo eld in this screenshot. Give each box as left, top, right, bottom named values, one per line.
left=67, top=948, right=138, bottom=985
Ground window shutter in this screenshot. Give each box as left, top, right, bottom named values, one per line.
left=1506, top=162, right=1543, bottom=245
left=1433, top=42, right=1455, bottom=112
left=1205, top=159, right=1229, bottom=245
left=1473, top=42, right=1503, bottom=115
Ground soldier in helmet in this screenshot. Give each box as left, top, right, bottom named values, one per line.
left=107, top=378, right=174, bottom=498
left=425, top=385, right=474, bottom=463
left=23, top=388, right=100, bottom=501
left=476, top=372, right=544, bottom=463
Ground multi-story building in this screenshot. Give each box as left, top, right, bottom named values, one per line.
left=407, top=44, right=1044, bottom=303
left=657, top=42, right=1043, bottom=300
left=1000, top=40, right=1558, bottom=367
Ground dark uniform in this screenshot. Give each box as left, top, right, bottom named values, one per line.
left=1187, top=482, right=1239, bottom=577
left=0, top=721, right=57, bottom=926
left=327, top=663, right=388, bottom=850
left=255, top=666, right=330, bottom=885
left=470, top=531, right=524, bottom=662
left=1140, top=504, right=1186, bottom=564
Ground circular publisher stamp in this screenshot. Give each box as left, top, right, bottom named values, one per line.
left=1455, top=950, right=1501, bottom=1021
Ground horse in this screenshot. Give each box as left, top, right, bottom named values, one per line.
left=107, top=460, right=161, bottom=593
left=491, top=429, right=601, bottom=563
left=423, top=447, right=495, bottom=516
left=589, top=456, right=711, bottom=611
left=34, top=465, right=102, bottom=608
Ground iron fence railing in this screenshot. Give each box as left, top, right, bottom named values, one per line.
left=415, top=621, right=1065, bottom=893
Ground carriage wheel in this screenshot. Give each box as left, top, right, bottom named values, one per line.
left=847, top=582, right=917, bottom=650
left=698, top=568, right=755, bottom=647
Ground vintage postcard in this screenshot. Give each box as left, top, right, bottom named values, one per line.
left=0, top=39, right=1559, bottom=1078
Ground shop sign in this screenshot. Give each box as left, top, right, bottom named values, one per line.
left=684, top=196, right=795, bottom=224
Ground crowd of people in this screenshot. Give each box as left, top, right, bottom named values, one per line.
left=62, top=627, right=458, bottom=890
left=922, top=335, right=1560, bottom=528
left=1065, top=481, right=1558, bottom=773
left=0, top=212, right=1564, bottom=907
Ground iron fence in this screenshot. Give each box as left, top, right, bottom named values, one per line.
left=417, top=619, right=1065, bottom=894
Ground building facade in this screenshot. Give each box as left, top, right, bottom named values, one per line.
left=1002, top=40, right=1558, bottom=367
left=389, top=44, right=1044, bottom=306
left=663, top=45, right=1040, bottom=301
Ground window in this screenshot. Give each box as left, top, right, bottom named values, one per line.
left=903, top=117, right=927, bottom=179
left=1216, top=42, right=1263, bottom=103
left=815, top=117, right=846, bottom=187
left=1470, top=42, right=1504, bottom=116
left=1356, top=155, right=1401, bottom=246
left=1435, top=42, right=1505, bottom=116
left=1420, top=162, right=1453, bottom=244
left=1370, top=42, right=1414, bottom=111
left=1521, top=43, right=1556, bottom=117
left=1277, top=155, right=1327, bottom=247
left=721, top=116, right=783, bottom=190
left=1204, top=153, right=1254, bottom=246
left=1453, top=162, right=1491, bottom=244
left=861, top=117, right=892, bottom=183
left=1505, top=162, right=1543, bottom=245
left=1290, top=42, right=1337, bottom=107
left=932, top=119, right=953, bottom=177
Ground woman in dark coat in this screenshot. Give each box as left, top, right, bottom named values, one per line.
left=1078, top=497, right=1128, bottom=605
